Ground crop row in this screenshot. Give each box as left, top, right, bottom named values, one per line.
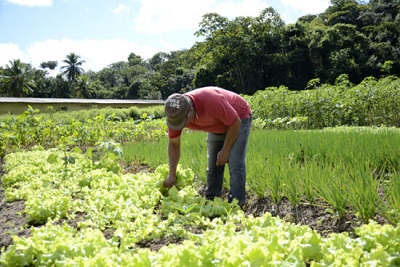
left=1, top=148, right=399, bottom=266
left=123, top=127, right=400, bottom=225
left=246, top=75, right=400, bottom=129
left=0, top=106, right=166, bottom=158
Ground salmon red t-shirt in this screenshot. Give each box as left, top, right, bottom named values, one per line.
left=168, top=87, right=252, bottom=138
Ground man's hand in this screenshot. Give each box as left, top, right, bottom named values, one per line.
left=216, top=117, right=241, bottom=166
left=163, top=174, right=177, bottom=188
left=216, top=150, right=229, bottom=166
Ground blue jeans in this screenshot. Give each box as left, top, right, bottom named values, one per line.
left=205, top=115, right=252, bottom=205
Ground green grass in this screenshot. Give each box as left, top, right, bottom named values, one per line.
left=122, top=127, right=400, bottom=223
left=123, top=130, right=208, bottom=181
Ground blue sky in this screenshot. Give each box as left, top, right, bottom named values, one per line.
left=0, top=0, right=331, bottom=73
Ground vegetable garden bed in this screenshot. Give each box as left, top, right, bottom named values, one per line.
left=0, top=102, right=399, bottom=266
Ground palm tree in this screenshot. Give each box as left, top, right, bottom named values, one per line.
left=75, top=75, right=92, bottom=98
left=60, top=53, right=85, bottom=82
left=0, top=59, right=35, bottom=97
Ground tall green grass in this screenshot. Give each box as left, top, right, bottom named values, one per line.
left=123, top=131, right=208, bottom=181
left=122, top=127, right=400, bottom=223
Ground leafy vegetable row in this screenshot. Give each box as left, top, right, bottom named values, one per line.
left=1, top=148, right=399, bottom=266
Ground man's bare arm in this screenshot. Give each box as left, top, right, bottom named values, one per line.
left=163, top=136, right=181, bottom=187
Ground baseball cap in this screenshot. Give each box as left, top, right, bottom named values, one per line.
left=165, top=93, right=191, bottom=130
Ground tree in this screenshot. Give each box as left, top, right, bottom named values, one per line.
left=146, top=50, right=195, bottom=98
left=283, top=21, right=315, bottom=90
left=51, top=75, right=72, bottom=98
left=323, top=0, right=363, bottom=26
left=60, top=53, right=85, bottom=82
left=148, top=52, right=169, bottom=71
left=358, top=0, right=400, bottom=77
left=31, top=68, right=51, bottom=98
left=0, top=59, right=35, bottom=97
left=75, top=75, right=92, bottom=98
left=128, top=52, right=144, bottom=66
left=325, top=23, right=369, bottom=82
left=40, top=61, right=58, bottom=70
left=192, top=8, right=286, bottom=94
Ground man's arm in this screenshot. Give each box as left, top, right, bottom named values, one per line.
left=216, top=117, right=241, bottom=166
left=163, top=135, right=181, bottom=187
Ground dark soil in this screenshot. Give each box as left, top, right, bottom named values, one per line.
left=0, top=156, right=31, bottom=252
left=0, top=162, right=389, bottom=253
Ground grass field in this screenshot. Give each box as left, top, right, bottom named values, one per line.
left=123, top=127, right=400, bottom=224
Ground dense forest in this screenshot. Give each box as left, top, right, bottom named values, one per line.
left=0, top=0, right=399, bottom=99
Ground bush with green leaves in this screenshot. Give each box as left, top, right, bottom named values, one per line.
left=247, top=75, right=400, bottom=129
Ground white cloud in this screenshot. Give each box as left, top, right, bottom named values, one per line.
left=0, top=43, right=28, bottom=66
left=133, top=0, right=212, bottom=33
left=0, top=38, right=168, bottom=72
left=6, top=0, right=53, bottom=7
left=132, top=0, right=268, bottom=34
left=112, top=4, right=130, bottom=14
left=214, top=0, right=268, bottom=18
left=280, top=0, right=330, bottom=15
